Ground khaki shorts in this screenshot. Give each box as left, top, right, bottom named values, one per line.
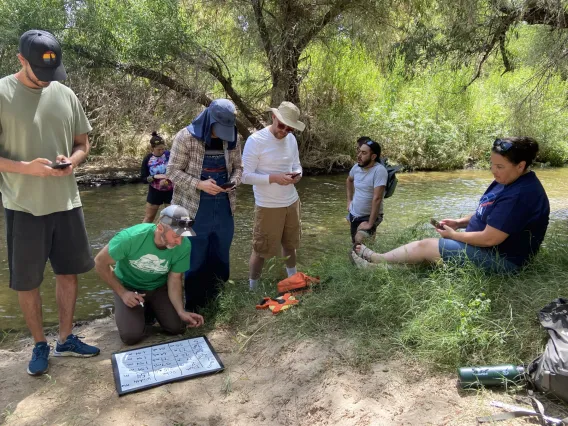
left=252, top=199, right=301, bottom=258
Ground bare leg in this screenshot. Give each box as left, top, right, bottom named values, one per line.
left=18, top=289, right=46, bottom=343
left=56, top=274, right=78, bottom=342
left=365, top=238, right=442, bottom=264
left=143, top=203, right=159, bottom=223
left=282, top=247, right=296, bottom=268
left=353, top=231, right=365, bottom=245
left=354, top=230, right=376, bottom=245
left=249, top=252, right=265, bottom=280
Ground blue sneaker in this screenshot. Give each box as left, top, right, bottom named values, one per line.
left=53, top=334, right=100, bottom=358
left=27, top=341, right=50, bottom=376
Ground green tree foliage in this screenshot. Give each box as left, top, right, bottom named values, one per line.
left=0, top=0, right=567, bottom=168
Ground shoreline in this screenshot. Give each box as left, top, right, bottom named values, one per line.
left=0, top=314, right=113, bottom=341
left=74, top=155, right=562, bottom=188
left=75, top=161, right=352, bottom=187
left=75, top=155, right=568, bottom=188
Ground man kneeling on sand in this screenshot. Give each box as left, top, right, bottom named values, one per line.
left=95, top=205, right=204, bottom=344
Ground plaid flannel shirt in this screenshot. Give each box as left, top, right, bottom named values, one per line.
left=166, top=128, right=243, bottom=218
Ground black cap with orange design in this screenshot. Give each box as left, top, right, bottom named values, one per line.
left=19, top=29, right=67, bottom=82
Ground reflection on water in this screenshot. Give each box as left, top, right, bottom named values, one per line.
left=1, top=167, right=567, bottom=329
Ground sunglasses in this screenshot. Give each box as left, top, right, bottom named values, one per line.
left=493, top=139, right=513, bottom=153
left=167, top=217, right=195, bottom=229
left=360, top=140, right=380, bottom=156
left=276, top=121, right=295, bottom=133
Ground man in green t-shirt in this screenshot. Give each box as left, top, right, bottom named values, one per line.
left=95, top=205, right=204, bottom=345
left=0, top=30, right=99, bottom=377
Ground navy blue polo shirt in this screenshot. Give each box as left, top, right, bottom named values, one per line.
left=466, top=171, right=550, bottom=266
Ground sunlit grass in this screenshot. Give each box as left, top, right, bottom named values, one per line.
left=214, top=222, right=568, bottom=370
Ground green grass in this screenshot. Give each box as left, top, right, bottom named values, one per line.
left=213, top=222, right=568, bottom=370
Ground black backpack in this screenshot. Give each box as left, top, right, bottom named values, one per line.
left=379, top=158, right=402, bottom=199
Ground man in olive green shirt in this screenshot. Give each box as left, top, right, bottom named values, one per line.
left=0, top=30, right=99, bottom=376
left=95, top=205, right=204, bottom=345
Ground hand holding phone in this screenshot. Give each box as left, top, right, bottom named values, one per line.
left=287, top=172, right=301, bottom=179
left=220, top=182, right=236, bottom=190
left=430, top=218, right=445, bottom=230
left=51, top=162, right=72, bottom=169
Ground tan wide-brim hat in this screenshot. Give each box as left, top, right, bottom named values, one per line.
left=267, top=101, right=306, bottom=132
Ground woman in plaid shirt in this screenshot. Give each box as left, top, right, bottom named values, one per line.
left=167, top=99, right=243, bottom=311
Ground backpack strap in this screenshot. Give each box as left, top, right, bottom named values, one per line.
left=476, top=399, right=566, bottom=425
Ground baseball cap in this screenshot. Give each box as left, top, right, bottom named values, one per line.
left=159, top=205, right=196, bottom=237
left=19, top=29, right=67, bottom=82
left=209, top=99, right=237, bottom=143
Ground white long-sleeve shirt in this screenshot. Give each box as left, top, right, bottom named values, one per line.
left=242, top=127, right=302, bottom=208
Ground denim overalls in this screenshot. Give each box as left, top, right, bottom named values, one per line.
left=184, top=152, right=235, bottom=311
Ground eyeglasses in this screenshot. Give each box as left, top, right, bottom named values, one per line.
left=276, top=121, right=295, bottom=133
left=493, top=139, right=513, bottom=153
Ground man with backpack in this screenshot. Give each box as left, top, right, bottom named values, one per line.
left=346, top=137, right=388, bottom=244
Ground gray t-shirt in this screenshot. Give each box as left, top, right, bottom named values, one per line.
left=349, top=163, right=388, bottom=217
left=0, top=75, right=92, bottom=216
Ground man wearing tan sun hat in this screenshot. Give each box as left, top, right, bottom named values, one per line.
left=242, top=101, right=305, bottom=290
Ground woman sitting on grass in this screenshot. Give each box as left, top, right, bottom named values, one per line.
left=352, top=136, right=550, bottom=274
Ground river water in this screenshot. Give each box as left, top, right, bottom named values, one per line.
left=1, top=168, right=567, bottom=330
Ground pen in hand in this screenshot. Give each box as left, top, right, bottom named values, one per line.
left=135, top=291, right=144, bottom=308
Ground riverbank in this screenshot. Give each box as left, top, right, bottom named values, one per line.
left=75, top=155, right=352, bottom=187
left=75, top=156, right=141, bottom=186
left=2, top=227, right=568, bottom=424
left=74, top=155, right=564, bottom=188
left=1, top=315, right=562, bottom=426
left=2, top=170, right=567, bottom=424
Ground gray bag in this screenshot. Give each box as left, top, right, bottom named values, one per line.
left=477, top=299, right=568, bottom=425
left=528, top=298, right=568, bottom=403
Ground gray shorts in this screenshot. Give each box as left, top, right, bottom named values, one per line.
left=5, top=207, right=95, bottom=291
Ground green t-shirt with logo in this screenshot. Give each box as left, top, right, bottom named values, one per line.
left=108, top=223, right=191, bottom=291
left=0, top=75, right=92, bottom=216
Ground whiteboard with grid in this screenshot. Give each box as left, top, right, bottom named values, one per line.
left=111, top=336, right=224, bottom=395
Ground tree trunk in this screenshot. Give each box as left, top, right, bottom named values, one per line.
left=270, top=50, right=301, bottom=107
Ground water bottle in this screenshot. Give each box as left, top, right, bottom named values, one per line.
left=458, top=365, right=526, bottom=388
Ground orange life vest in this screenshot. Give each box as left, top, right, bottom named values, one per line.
left=277, top=272, right=320, bottom=296
left=255, top=293, right=299, bottom=314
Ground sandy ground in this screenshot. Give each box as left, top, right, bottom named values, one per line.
left=1, top=317, right=566, bottom=426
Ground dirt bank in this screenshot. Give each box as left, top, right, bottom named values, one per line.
left=2, top=316, right=565, bottom=425
left=74, top=156, right=141, bottom=187
left=74, top=156, right=351, bottom=187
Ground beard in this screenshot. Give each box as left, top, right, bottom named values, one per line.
left=357, top=158, right=372, bottom=168
left=25, top=67, right=50, bottom=88
left=160, top=231, right=177, bottom=249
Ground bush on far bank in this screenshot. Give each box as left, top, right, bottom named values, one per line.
left=301, top=34, right=568, bottom=171
left=86, top=29, right=568, bottom=172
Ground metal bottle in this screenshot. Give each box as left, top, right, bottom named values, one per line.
left=458, top=365, right=526, bottom=388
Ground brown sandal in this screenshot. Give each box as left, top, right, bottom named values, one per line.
left=349, top=251, right=376, bottom=269
left=354, top=243, right=376, bottom=262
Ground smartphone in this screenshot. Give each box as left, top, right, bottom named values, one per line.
left=51, top=162, right=72, bottom=169
left=430, top=218, right=444, bottom=230
left=220, top=182, right=236, bottom=190
left=288, top=173, right=301, bottom=178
